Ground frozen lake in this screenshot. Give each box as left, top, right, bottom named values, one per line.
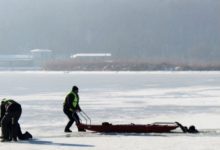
left=0, top=71, right=220, bottom=149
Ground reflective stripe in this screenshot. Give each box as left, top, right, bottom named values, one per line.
left=71, top=92, right=79, bottom=108
left=2, top=99, right=14, bottom=105
left=1, top=99, right=15, bottom=110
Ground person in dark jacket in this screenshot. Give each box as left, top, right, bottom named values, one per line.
left=63, top=86, right=85, bottom=132
left=1, top=99, right=22, bottom=142
left=0, top=99, right=32, bottom=142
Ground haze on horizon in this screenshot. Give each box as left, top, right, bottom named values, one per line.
left=0, top=0, right=219, bottom=64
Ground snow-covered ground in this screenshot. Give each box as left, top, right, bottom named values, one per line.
left=0, top=71, right=220, bottom=149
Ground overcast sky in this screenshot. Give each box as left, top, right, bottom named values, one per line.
left=0, top=0, right=219, bottom=63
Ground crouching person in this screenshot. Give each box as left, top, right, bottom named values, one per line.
left=0, top=99, right=32, bottom=142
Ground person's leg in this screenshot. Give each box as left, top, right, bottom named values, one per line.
left=11, top=118, right=17, bottom=141
left=16, top=123, right=24, bottom=140
left=64, top=109, right=74, bottom=132
left=1, top=114, right=12, bottom=142
left=16, top=122, right=33, bottom=140
left=72, top=113, right=85, bottom=132
left=72, top=112, right=80, bottom=124
left=11, top=105, right=22, bottom=141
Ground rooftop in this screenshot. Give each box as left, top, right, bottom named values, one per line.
left=70, top=53, right=111, bottom=58
left=0, top=55, right=33, bottom=61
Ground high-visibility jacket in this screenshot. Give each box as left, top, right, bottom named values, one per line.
left=63, top=91, right=80, bottom=112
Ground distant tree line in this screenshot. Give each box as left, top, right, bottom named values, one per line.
left=43, top=59, right=220, bottom=71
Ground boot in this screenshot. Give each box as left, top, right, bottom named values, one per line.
left=64, top=129, right=72, bottom=133
left=1, top=138, right=11, bottom=142
left=78, top=128, right=86, bottom=132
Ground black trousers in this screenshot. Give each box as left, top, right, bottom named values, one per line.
left=1, top=103, right=22, bottom=140
left=63, top=108, right=80, bottom=130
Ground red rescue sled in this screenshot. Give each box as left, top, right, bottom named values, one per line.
left=77, top=111, right=178, bottom=133
left=78, top=122, right=178, bottom=133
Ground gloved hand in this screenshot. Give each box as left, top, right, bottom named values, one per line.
left=76, top=109, right=81, bottom=112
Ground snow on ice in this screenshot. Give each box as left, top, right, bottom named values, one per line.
left=0, top=71, right=220, bottom=150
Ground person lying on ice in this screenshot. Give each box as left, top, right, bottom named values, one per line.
left=0, top=99, right=32, bottom=142
left=63, top=86, right=85, bottom=132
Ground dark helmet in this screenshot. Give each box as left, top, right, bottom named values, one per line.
left=188, top=125, right=199, bottom=133
left=72, top=86, right=79, bottom=92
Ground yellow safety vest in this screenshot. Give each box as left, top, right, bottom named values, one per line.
left=64, top=92, right=79, bottom=110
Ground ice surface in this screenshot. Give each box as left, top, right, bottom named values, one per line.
left=0, top=71, right=220, bottom=149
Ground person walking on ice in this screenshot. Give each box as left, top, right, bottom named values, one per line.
left=63, top=86, right=85, bottom=132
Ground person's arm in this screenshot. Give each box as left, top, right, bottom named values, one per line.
left=175, top=122, right=188, bottom=133
left=0, top=103, right=6, bottom=124
left=76, top=105, right=82, bottom=111
left=66, top=94, right=75, bottom=112
left=1, top=104, right=5, bottom=118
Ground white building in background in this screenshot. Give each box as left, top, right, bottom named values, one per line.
left=30, top=49, right=53, bottom=66
left=0, top=54, right=33, bottom=70
left=0, top=49, right=53, bottom=70
left=70, top=53, right=112, bottom=62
